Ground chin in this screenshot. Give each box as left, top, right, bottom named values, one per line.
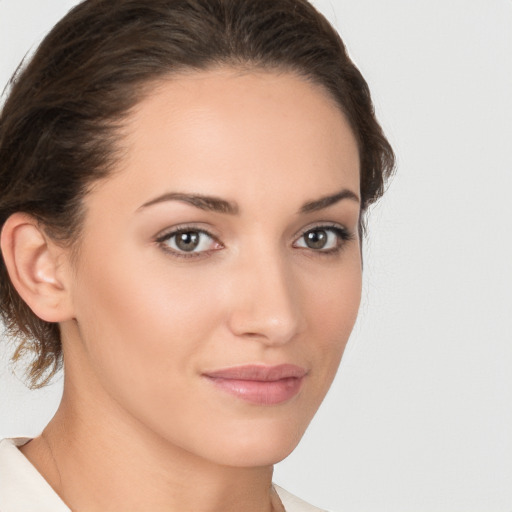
left=194, top=416, right=309, bottom=468
left=208, top=439, right=301, bottom=468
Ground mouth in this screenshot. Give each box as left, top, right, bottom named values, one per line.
left=202, top=364, right=307, bottom=405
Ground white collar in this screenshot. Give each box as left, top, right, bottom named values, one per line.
left=0, top=437, right=327, bottom=512
left=0, top=437, right=70, bottom=511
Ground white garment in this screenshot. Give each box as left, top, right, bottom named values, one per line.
left=0, top=438, right=328, bottom=512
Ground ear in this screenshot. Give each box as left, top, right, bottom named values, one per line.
left=1, top=213, right=74, bottom=323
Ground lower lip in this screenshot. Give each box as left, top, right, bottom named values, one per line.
left=205, top=376, right=304, bottom=405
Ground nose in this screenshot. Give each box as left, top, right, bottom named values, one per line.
left=226, top=248, right=303, bottom=346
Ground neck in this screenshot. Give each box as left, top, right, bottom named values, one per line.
left=21, top=373, right=279, bottom=512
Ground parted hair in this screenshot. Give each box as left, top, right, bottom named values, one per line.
left=0, top=0, right=394, bottom=388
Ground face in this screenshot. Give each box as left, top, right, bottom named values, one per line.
left=62, top=68, right=361, bottom=467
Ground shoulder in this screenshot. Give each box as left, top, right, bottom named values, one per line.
left=274, top=484, right=332, bottom=512
left=0, top=437, right=70, bottom=512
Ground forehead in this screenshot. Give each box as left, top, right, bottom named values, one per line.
left=90, top=68, right=360, bottom=215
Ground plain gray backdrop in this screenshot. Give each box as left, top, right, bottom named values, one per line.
left=1, top=1, right=511, bottom=511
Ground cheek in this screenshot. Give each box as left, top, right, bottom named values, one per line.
left=301, top=255, right=362, bottom=386
left=70, top=245, right=223, bottom=398
left=307, top=253, right=361, bottom=330
left=69, top=253, right=232, bottom=456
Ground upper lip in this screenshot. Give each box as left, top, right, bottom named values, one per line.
left=203, top=364, right=307, bottom=381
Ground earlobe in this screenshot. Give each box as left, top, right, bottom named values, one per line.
left=1, top=213, right=74, bottom=323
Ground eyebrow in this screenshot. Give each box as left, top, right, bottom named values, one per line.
left=138, top=188, right=360, bottom=215
left=299, top=189, right=360, bottom=213
left=139, top=192, right=239, bottom=214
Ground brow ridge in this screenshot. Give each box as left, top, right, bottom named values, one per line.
left=139, top=188, right=359, bottom=215
left=139, top=192, right=239, bottom=214
left=299, top=189, right=360, bottom=214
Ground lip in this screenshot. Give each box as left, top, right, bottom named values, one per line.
left=203, top=364, right=307, bottom=405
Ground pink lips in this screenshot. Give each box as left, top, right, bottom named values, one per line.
left=203, top=364, right=307, bottom=405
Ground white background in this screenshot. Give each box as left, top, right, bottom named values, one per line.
left=1, top=1, right=511, bottom=511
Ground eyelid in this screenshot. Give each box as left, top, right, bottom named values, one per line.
left=292, top=222, right=355, bottom=252
left=153, top=221, right=355, bottom=259
left=155, top=223, right=217, bottom=242
left=154, top=224, right=223, bottom=258
left=294, top=222, right=351, bottom=239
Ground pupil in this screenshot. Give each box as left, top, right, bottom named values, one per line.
left=176, top=232, right=199, bottom=251
left=305, top=230, right=327, bottom=249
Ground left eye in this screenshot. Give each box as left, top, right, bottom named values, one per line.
left=158, top=229, right=219, bottom=254
left=294, top=227, right=346, bottom=251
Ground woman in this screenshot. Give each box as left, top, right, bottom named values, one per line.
left=0, top=0, right=394, bottom=510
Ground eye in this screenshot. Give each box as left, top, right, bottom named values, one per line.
left=156, top=228, right=221, bottom=257
left=294, top=225, right=352, bottom=253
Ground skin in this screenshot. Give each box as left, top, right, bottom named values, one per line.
left=9, top=68, right=361, bottom=511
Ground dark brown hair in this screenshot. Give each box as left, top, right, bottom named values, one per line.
left=0, top=0, right=394, bottom=388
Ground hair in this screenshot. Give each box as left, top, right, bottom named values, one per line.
left=0, top=0, right=395, bottom=388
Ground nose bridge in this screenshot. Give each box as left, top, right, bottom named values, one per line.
left=227, top=241, right=301, bottom=345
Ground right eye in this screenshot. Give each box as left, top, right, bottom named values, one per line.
left=156, top=228, right=222, bottom=257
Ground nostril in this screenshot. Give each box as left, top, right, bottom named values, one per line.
left=228, top=309, right=301, bottom=346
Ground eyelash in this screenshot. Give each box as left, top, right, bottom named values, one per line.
left=155, top=225, right=221, bottom=259
left=293, top=224, right=355, bottom=255
left=155, top=223, right=355, bottom=259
